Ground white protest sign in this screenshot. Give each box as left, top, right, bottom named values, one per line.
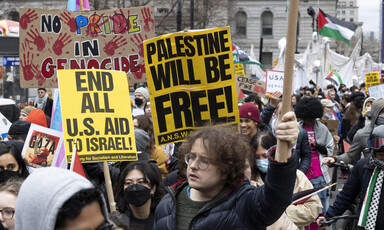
left=369, top=84, right=384, bottom=99
left=0, top=112, right=11, bottom=140
left=266, top=70, right=284, bottom=93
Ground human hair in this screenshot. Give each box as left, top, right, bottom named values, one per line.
left=37, top=88, right=46, bottom=92
left=344, top=101, right=361, bottom=127
left=249, top=132, right=276, bottom=180
left=350, top=85, right=358, bottom=92
left=294, top=96, right=323, bottom=120
left=134, top=115, right=155, bottom=152
left=55, top=188, right=104, bottom=228
left=114, top=160, right=165, bottom=213
left=244, top=93, right=264, bottom=112
left=292, top=94, right=301, bottom=105
left=305, top=88, right=315, bottom=95
left=0, top=142, right=28, bottom=178
left=0, top=176, right=24, bottom=196
left=178, top=126, right=252, bottom=188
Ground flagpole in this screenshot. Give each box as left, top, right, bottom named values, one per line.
left=70, top=139, right=77, bottom=171
left=103, top=161, right=116, bottom=212
left=276, top=0, right=299, bottom=162
left=80, top=0, right=84, bottom=11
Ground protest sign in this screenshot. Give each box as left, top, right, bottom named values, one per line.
left=144, top=27, right=239, bottom=146
left=19, top=6, right=154, bottom=88
left=368, top=84, right=384, bottom=99
left=266, top=70, right=284, bottom=93
left=0, top=112, right=11, bottom=140
left=365, top=72, right=380, bottom=91
left=235, top=75, right=266, bottom=97
left=58, top=69, right=137, bottom=163
left=234, top=63, right=245, bottom=76
left=22, top=123, right=64, bottom=168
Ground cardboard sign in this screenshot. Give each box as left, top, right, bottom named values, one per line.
left=58, top=69, right=137, bottom=163
left=19, top=6, right=155, bottom=88
left=319, top=119, right=339, bottom=136
left=235, top=75, right=266, bottom=97
left=0, top=112, right=11, bottom=140
left=266, top=70, right=284, bottom=93
left=368, top=84, right=384, bottom=99
left=365, top=72, right=380, bottom=91
left=144, top=27, right=239, bottom=146
left=22, top=124, right=64, bottom=168
left=234, top=63, right=245, bottom=76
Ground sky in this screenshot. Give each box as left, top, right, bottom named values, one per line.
left=357, top=0, right=381, bottom=37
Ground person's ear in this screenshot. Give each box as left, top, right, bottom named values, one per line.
left=150, top=184, right=157, bottom=196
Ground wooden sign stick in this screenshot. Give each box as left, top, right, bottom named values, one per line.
left=103, top=161, right=117, bottom=212
left=276, top=0, right=300, bottom=162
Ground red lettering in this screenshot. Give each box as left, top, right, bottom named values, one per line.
left=130, top=54, right=139, bottom=72
left=100, top=58, right=112, bottom=70
left=41, top=58, right=55, bottom=79
left=57, top=59, right=67, bottom=69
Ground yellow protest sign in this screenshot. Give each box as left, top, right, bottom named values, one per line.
left=144, top=27, right=239, bottom=146
left=365, top=72, right=380, bottom=91
left=234, top=63, right=245, bottom=76
left=58, top=69, right=137, bottom=163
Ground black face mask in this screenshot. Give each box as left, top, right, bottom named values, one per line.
left=135, top=98, right=144, bottom=107
left=355, top=100, right=364, bottom=109
left=124, top=184, right=151, bottom=207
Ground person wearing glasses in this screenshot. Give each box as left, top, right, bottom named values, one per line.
left=154, top=111, right=300, bottom=230
left=113, top=160, right=165, bottom=230
left=318, top=125, right=384, bottom=229
left=0, top=177, right=23, bottom=230
left=15, top=167, right=115, bottom=230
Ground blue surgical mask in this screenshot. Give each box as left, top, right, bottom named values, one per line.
left=256, top=159, right=269, bottom=173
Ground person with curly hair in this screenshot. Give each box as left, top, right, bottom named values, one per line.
left=154, top=111, right=300, bottom=230
left=295, top=97, right=334, bottom=222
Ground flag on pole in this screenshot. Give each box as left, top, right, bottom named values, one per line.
left=318, top=9, right=357, bottom=45
left=326, top=71, right=343, bottom=88
left=232, top=43, right=262, bottom=66
left=292, top=183, right=337, bottom=205
left=67, top=0, right=90, bottom=11
left=70, top=140, right=86, bottom=178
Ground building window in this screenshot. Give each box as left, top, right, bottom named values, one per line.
left=350, top=18, right=354, bottom=22
left=236, top=11, right=247, bottom=36
left=342, top=10, right=346, bottom=15
left=350, top=10, right=354, bottom=15
left=342, top=18, right=345, bottom=21
left=337, top=10, right=340, bottom=15
left=157, top=8, right=169, bottom=14
left=261, top=52, right=273, bottom=69
left=341, top=2, right=346, bottom=6
left=261, top=11, right=273, bottom=36
left=350, top=1, right=353, bottom=6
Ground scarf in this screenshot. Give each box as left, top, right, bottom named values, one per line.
left=358, top=156, right=384, bottom=229
left=35, top=94, right=48, bottom=110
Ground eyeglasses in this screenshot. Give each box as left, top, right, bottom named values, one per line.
left=95, top=220, right=115, bottom=230
left=185, top=153, right=211, bottom=170
left=0, top=208, right=15, bottom=220
left=368, top=137, right=384, bottom=151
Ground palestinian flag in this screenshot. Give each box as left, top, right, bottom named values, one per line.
left=232, top=43, right=262, bottom=66
left=318, top=9, right=357, bottom=44
left=326, top=71, right=343, bottom=87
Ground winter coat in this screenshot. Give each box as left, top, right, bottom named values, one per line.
left=153, top=150, right=298, bottom=230
left=326, top=157, right=384, bottom=229
left=151, top=146, right=168, bottom=179
left=336, top=99, right=384, bottom=165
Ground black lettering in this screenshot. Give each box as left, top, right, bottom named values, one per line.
left=99, top=137, right=107, bottom=151
left=81, top=93, right=95, bottom=113
left=82, top=40, right=99, bottom=56
left=83, top=118, right=95, bottom=135
left=184, top=36, right=195, bottom=56
left=205, top=57, right=219, bottom=83
left=88, top=71, right=102, bottom=91
left=119, top=118, right=130, bottom=135
left=174, top=36, right=185, bottom=57
left=76, top=71, right=87, bottom=91
left=90, top=138, right=98, bottom=151
left=187, top=59, right=200, bottom=84
left=150, top=62, right=171, bottom=90
left=102, top=72, right=114, bottom=91
left=66, top=119, right=79, bottom=136
left=207, top=32, right=220, bottom=54
left=207, top=88, right=225, bottom=121
left=171, top=92, right=192, bottom=129
left=157, top=39, right=169, bottom=62
left=219, top=30, right=230, bottom=52
left=103, top=93, right=114, bottom=112
left=52, top=15, right=61, bottom=33
left=218, top=54, right=231, bottom=81
left=146, top=42, right=156, bottom=64
left=166, top=38, right=177, bottom=59
left=190, top=90, right=209, bottom=126
left=29, top=135, right=36, bottom=148
left=104, top=118, right=115, bottom=135
left=41, top=15, right=52, bottom=33
left=48, top=142, right=55, bottom=155
left=176, top=59, right=189, bottom=85
left=107, top=137, right=116, bottom=150
left=155, top=94, right=172, bottom=132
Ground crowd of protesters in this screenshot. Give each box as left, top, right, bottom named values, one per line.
left=1, top=80, right=384, bottom=230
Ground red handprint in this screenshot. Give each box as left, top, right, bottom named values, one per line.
left=21, top=52, right=39, bottom=81
left=60, top=12, right=77, bottom=33
left=132, top=63, right=146, bottom=80
left=103, top=36, right=127, bottom=56
left=141, top=7, right=154, bottom=32
left=21, top=41, right=32, bottom=52
left=111, top=9, right=130, bottom=34
left=53, top=33, right=72, bottom=55
left=20, top=9, right=38, bottom=30
left=130, top=34, right=147, bottom=58
left=26, top=28, right=45, bottom=51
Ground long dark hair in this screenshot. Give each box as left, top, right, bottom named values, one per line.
left=249, top=131, right=276, bottom=180
left=0, top=141, right=29, bottom=178
left=114, top=160, right=165, bottom=213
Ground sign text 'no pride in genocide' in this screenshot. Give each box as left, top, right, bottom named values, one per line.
left=58, top=69, right=137, bottom=163
left=144, top=27, right=239, bottom=146
left=19, top=6, right=154, bottom=88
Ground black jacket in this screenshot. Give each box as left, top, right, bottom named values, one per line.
left=153, top=150, right=298, bottom=230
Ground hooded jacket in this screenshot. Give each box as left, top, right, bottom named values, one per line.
left=336, top=99, right=384, bottom=164
left=346, top=97, right=375, bottom=141
left=15, top=167, right=109, bottom=230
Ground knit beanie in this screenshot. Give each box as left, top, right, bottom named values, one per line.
left=8, top=121, right=31, bottom=140
left=26, top=109, right=48, bottom=127
left=134, top=129, right=150, bottom=160
left=20, top=106, right=35, bottom=116
left=134, top=87, right=149, bottom=101
left=239, top=103, right=260, bottom=122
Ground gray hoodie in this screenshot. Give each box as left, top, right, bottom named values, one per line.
left=15, top=167, right=104, bottom=230
left=337, top=98, right=384, bottom=164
